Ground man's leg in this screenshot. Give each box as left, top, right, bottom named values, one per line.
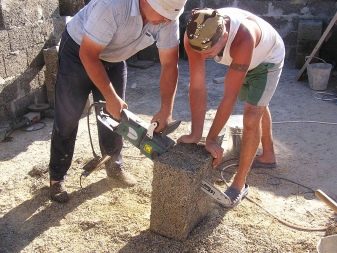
left=49, top=30, right=93, bottom=202
left=231, top=104, right=265, bottom=191
left=224, top=62, right=282, bottom=206
left=255, top=106, right=276, bottom=164
left=92, top=61, right=136, bottom=186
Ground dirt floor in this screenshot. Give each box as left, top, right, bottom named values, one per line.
left=0, top=59, right=337, bottom=253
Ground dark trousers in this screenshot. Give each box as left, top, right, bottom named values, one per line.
left=49, top=30, right=127, bottom=181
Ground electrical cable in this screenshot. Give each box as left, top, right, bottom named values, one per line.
left=313, top=91, right=337, bottom=102
left=218, top=160, right=328, bottom=232
left=87, top=102, right=101, bottom=159
left=273, top=120, right=337, bottom=125
left=81, top=101, right=106, bottom=188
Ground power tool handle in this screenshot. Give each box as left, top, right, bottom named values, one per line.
left=121, top=109, right=130, bottom=121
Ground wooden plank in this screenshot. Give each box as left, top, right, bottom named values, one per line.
left=296, top=11, right=337, bottom=80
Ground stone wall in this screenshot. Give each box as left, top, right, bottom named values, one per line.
left=0, top=0, right=69, bottom=121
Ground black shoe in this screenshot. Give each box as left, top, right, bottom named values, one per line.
left=50, top=181, right=69, bottom=203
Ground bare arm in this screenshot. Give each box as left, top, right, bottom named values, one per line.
left=206, top=25, right=255, bottom=166
left=152, top=45, right=179, bottom=132
left=178, top=33, right=207, bottom=143
left=79, top=35, right=127, bottom=120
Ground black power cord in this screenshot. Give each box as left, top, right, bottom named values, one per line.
left=80, top=101, right=107, bottom=188
left=218, top=159, right=328, bottom=231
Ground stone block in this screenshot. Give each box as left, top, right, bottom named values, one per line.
left=52, top=16, right=69, bottom=44
left=59, top=0, right=85, bottom=16
left=43, top=46, right=59, bottom=108
left=27, top=45, right=45, bottom=68
left=0, top=30, right=10, bottom=55
left=4, top=51, right=28, bottom=77
left=285, top=46, right=296, bottom=62
left=40, top=19, right=59, bottom=47
left=39, top=0, right=60, bottom=19
left=0, top=104, right=10, bottom=121
left=38, top=66, right=46, bottom=86
left=283, top=31, right=297, bottom=47
left=235, top=0, right=269, bottom=15
left=0, top=56, right=6, bottom=79
left=144, top=124, right=242, bottom=252
left=296, top=40, right=318, bottom=54
left=266, top=1, right=302, bottom=16
left=6, top=85, right=47, bottom=119
left=0, top=0, right=59, bottom=29
left=0, top=77, right=18, bottom=105
left=0, top=67, right=43, bottom=113
left=295, top=19, right=323, bottom=68
left=31, top=24, right=49, bottom=45
left=18, top=67, right=42, bottom=94
left=8, top=27, right=33, bottom=51
left=297, top=19, right=322, bottom=41
left=302, top=1, right=336, bottom=18
left=11, top=93, right=35, bottom=117
left=150, top=143, right=215, bottom=241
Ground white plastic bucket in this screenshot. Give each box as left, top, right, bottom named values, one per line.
left=317, top=234, right=337, bottom=253
left=201, top=120, right=226, bottom=144
left=226, top=115, right=243, bottom=155
left=307, top=60, right=332, bottom=91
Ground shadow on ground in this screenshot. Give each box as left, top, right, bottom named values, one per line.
left=0, top=178, right=122, bottom=253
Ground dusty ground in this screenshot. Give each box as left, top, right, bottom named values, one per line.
left=0, top=59, right=337, bottom=253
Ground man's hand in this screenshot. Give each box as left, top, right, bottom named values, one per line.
left=151, top=110, right=172, bottom=133
left=177, top=134, right=201, bottom=144
left=106, top=96, right=128, bottom=120
left=205, top=139, right=224, bottom=167
left=79, top=35, right=127, bottom=120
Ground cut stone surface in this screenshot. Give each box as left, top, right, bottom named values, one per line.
left=150, top=143, right=215, bottom=241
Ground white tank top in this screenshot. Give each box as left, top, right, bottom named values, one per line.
left=214, top=8, right=285, bottom=70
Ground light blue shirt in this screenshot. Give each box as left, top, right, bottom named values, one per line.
left=66, top=0, right=180, bottom=62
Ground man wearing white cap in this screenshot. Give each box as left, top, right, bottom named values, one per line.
left=179, top=7, right=285, bottom=207
left=49, top=0, right=187, bottom=203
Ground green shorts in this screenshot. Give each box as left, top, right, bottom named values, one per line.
left=239, top=61, right=283, bottom=106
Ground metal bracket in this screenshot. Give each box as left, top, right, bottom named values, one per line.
left=146, top=122, right=158, bottom=139
left=97, top=113, right=119, bottom=131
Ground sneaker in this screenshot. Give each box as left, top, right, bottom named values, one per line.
left=105, top=164, right=137, bottom=187
left=50, top=181, right=69, bottom=203
left=223, top=184, right=249, bottom=208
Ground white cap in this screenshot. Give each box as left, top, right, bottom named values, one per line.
left=147, top=0, right=187, bottom=20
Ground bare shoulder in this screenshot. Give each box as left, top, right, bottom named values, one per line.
left=230, top=23, right=255, bottom=57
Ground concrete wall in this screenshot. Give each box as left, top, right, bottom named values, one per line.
left=0, top=0, right=336, bottom=121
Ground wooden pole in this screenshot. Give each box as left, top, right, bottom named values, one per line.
left=296, top=11, right=337, bottom=80
left=315, top=189, right=337, bottom=213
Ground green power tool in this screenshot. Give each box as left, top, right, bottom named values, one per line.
left=80, top=102, right=181, bottom=181
left=97, top=108, right=181, bottom=160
